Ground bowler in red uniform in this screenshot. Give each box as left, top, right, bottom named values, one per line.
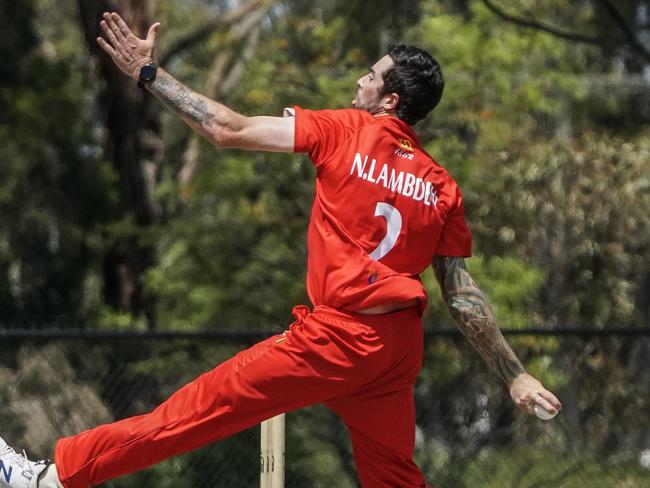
left=0, top=12, right=561, bottom=488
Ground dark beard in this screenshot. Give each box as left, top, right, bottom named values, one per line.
left=354, top=98, right=383, bottom=115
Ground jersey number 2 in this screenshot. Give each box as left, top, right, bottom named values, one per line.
left=369, top=202, right=402, bottom=261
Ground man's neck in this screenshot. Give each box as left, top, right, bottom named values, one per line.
left=371, top=108, right=394, bottom=118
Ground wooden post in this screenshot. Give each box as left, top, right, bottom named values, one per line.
left=260, top=414, right=285, bottom=488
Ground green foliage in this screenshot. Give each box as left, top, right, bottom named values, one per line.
left=0, top=0, right=116, bottom=325
left=144, top=149, right=313, bottom=329
left=472, top=131, right=650, bottom=326
left=422, top=255, right=544, bottom=331
left=287, top=407, right=357, bottom=487
left=430, top=446, right=650, bottom=487
left=414, top=2, right=588, bottom=182
left=469, top=256, right=546, bottom=329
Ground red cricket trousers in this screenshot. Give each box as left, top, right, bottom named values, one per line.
left=54, top=305, right=428, bottom=487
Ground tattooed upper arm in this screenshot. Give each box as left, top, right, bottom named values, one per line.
left=432, top=255, right=526, bottom=386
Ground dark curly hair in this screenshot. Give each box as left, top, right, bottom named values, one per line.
left=381, top=44, right=444, bottom=125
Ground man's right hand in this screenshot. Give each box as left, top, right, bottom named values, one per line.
left=510, top=373, right=562, bottom=417
left=97, top=12, right=160, bottom=80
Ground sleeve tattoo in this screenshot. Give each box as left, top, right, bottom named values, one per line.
left=432, top=256, right=526, bottom=385
left=149, top=74, right=217, bottom=128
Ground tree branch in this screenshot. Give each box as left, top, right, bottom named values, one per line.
left=160, top=0, right=269, bottom=65
left=178, top=6, right=268, bottom=189
left=206, top=5, right=269, bottom=98
left=480, top=0, right=604, bottom=45
left=594, top=0, right=650, bottom=63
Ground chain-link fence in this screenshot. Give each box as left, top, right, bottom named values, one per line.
left=0, top=329, right=648, bottom=487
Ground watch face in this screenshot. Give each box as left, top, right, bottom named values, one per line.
left=140, top=64, right=157, bottom=82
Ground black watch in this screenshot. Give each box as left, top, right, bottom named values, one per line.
left=137, top=63, right=158, bottom=88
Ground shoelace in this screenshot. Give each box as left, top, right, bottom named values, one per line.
left=1, top=445, right=34, bottom=474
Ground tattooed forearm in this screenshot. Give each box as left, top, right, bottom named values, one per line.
left=432, top=256, right=526, bottom=385
left=150, top=74, right=216, bottom=127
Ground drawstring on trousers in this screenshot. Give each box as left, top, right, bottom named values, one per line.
left=288, top=305, right=310, bottom=332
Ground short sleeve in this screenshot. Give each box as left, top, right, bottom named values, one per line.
left=435, top=195, right=473, bottom=257
left=293, top=107, right=369, bottom=167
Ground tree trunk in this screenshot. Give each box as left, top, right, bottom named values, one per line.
left=77, top=0, right=161, bottom=328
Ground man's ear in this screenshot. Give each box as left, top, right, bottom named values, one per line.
left=382, top=92, right=400, bottom=112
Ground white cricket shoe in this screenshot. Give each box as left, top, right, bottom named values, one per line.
left=0, top=438, right=49, bottom=488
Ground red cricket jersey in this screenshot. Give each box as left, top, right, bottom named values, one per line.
left=293, top=107, right=472, bottom=312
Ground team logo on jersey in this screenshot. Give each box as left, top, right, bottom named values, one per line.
left=398, top=139, right=414, bottom=152
left=367, top=268, right=379, bottom=284
left=394, top=148, right=414, bottom=160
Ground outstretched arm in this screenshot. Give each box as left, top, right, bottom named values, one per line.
left=432, top=255, right=562, bottom=416
left=149, top=72, right=294, bottom=151
left=96, top=12, right=294, bottom=152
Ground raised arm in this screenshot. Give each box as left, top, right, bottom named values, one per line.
left=149, top=72, right=294, bottom=152
left=432, top=256, right=562, bottom=416
left=96, top=12, right=294, bottom=153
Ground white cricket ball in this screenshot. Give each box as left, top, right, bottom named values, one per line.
left=534, top=404, right=558, bottom=420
